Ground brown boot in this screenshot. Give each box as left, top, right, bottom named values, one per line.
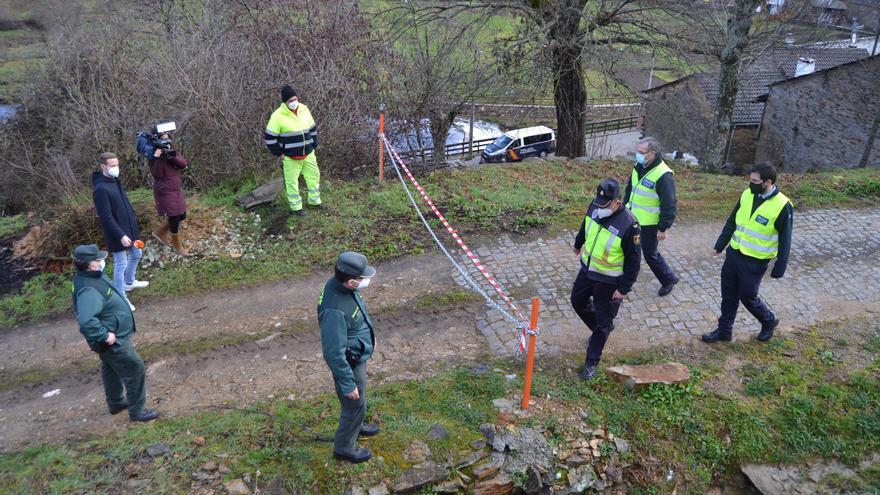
left=152, top=221, right=171, bottom=246
left=170, top=232, right=189, bottom=256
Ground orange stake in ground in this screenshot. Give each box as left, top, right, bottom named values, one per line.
left=521, top=297, right=540, bottom=410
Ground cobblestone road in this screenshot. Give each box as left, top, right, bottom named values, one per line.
left=452, top=208, right=880, bottom=356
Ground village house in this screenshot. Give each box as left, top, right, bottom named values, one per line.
left=640, top=46, right=871, bottom=168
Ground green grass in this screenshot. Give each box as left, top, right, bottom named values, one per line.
left=0, top=273, right=71, bottom=328
left=2, top=163, right=880, bottom=329
left=1, top=319, right=877, bottom=494
left=0, top=213, right=26, bottom=237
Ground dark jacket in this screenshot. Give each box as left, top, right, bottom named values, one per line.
left=149, top=154, right=188, bottom=216
left=73, top=270, right=136, bottom=352
left=318, top=277, right=375, bottom=395
left=622, top=156, right=678, bottom=231
left=92, top=171, right=140, bottom=252
left=714, top=187, right=793, bottom=278
left=573, top=205, right=642, bottom=294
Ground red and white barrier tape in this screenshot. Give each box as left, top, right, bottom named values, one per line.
left=382, top=135, right=528, bottom=351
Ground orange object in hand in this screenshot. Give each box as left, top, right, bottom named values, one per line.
left=133, top=240, right=145, bottom=249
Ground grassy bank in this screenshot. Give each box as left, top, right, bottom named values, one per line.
left=2, top=161, right=879, bottom=329
left=1, top=318, right=877, bottom=494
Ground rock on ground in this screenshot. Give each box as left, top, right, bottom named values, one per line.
left=390, top=461, right=448, bottom=494
left=605, top=362, right=690, bottom=390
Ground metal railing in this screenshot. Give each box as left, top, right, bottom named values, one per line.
left=472, top=95, right=640, bottom=108
left=583, top=115, right=640, bottom=135
left=395, top=115, right=640, bottom=162
left=397, top=136, right=497, bottom=161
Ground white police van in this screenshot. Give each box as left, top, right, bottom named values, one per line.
left=481, top=125, right=556, bottom=163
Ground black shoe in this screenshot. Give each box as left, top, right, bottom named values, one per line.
left=359, top=424, right=380, bottom=437
left=333, top=446, right=372, bottom=464
left=757, top=319, right=779, bottom=342
left=130, top=409, right=159, bottom=422
left=658, top=278, right=679, bottom=297
left=292, top=209, right=305, bottom=217
left=580, top=365, right=598, bottom=381
left=701, top=329, right=732, bottom=343
left=109, top=404, right=127, bottom=415
left=308, top=203, right=327, bottom=210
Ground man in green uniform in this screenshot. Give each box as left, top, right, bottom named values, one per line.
left=318, top=252, right=381, bottom=463
left=71, top=244, right=158, bottom=422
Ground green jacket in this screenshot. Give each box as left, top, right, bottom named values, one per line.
left=317, top=278, right=375, bottom=394
left=72, top=270, right=136, bottom=352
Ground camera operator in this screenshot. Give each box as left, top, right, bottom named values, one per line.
left=143, top=125, right=190, bottom=256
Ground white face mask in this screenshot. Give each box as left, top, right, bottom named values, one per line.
left=592, top=207, right=614, bottom=219
left=98, top=260, right=106, bottom=271
left=106, top=166, right=120, bottom=178
left=287, top=101, right=298, bottom=110
left=357, top=277, right=371, bottom=289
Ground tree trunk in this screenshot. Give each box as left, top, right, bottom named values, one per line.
left=429, top=110, right=457, bottom=164
left=705, top=0, right=761, bottom=170
left=549, top=0, right=587, bottom=158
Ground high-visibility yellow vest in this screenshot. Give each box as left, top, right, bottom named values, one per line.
left=626, top=161, right=673, bottom=226
left=264, top=103, right=317, bottom=158
left=730, top=188, right=790, bottom=260
left=580, top=212, right=633, bottom=277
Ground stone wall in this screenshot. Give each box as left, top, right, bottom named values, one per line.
left=643, top=78, right=714, bottom=159
left=755, top=56, right=880, bottom=172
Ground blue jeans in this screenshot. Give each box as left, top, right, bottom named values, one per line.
left=112, top=247, right=143, bottom=294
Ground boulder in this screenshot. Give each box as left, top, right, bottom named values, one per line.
left=390, top=461, right=448, bottom=494
left=433, top=478, right=466, bottom=493
left=223, top=478, right=250, bottom=495
left=497, top=427, right=554, bottom=473
left=403, top=440, right=431, bottom=463
left=367, top=485, right=389, bottom=495
left=455, top=450, right=488, bottom=469
left=605, top=363, right=690, bottom=390
left=427, top=424, right=450, bottom=441
left=567, top=465, right=596, bottom=492
left=472, top=473, right=515, bottom=495
left=344, top=487, right=366, bottom=495
left=235, top=178, right=283, bottom=209
left=145, top=443, right=171, bottom=458
left=473, top=453, right=505, bottom=480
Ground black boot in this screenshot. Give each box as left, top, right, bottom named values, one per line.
left=130, top=409, right=159, bottom=422
left=359, top=424, right=381, bottom=437
left=580, top=364, right=598, bottom=381
left=757, top=319, right=779, bottom=342
left=658, top=277, right=679, bottom=297
left=334, top=446, right=372, bottom=464
left=701, top=328, right=732, bottom=343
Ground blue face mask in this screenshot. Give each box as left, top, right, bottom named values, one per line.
left=635, top=152, right=646, bottom=165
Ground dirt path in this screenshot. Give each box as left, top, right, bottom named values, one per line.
left=2, top=208, right=879, bottom=451
left=0, top=302, right=490, bottom=451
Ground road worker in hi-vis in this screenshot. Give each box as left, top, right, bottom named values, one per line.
left=703, top=162, right=792, bottom=344
left=263, top=85, right=325, bottom=216
left=570, top=178, right=642, bottom=381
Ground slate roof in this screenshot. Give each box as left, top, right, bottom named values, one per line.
left=693, top=72, right=786, bottom=125
left=749, top=46, right=870, bottom=78
left=643, top=47, right=871, bottom=126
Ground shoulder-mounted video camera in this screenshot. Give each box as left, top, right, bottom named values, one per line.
left=137, top=121, right=178, bottom=160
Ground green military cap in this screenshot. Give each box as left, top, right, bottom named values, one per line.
left=336, top=251, right=376, bottom=278
left=72, top=244, right=108, bottom=263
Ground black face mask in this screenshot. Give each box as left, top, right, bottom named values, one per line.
left=749, top=182, right=765, bottom=195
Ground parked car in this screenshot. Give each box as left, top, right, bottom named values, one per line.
left=481, top=125, right=556, bottom=163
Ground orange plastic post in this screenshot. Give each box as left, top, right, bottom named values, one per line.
left=378, top=105, right=385, bottom=182
left=521, top=297, right=540, bottom=410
